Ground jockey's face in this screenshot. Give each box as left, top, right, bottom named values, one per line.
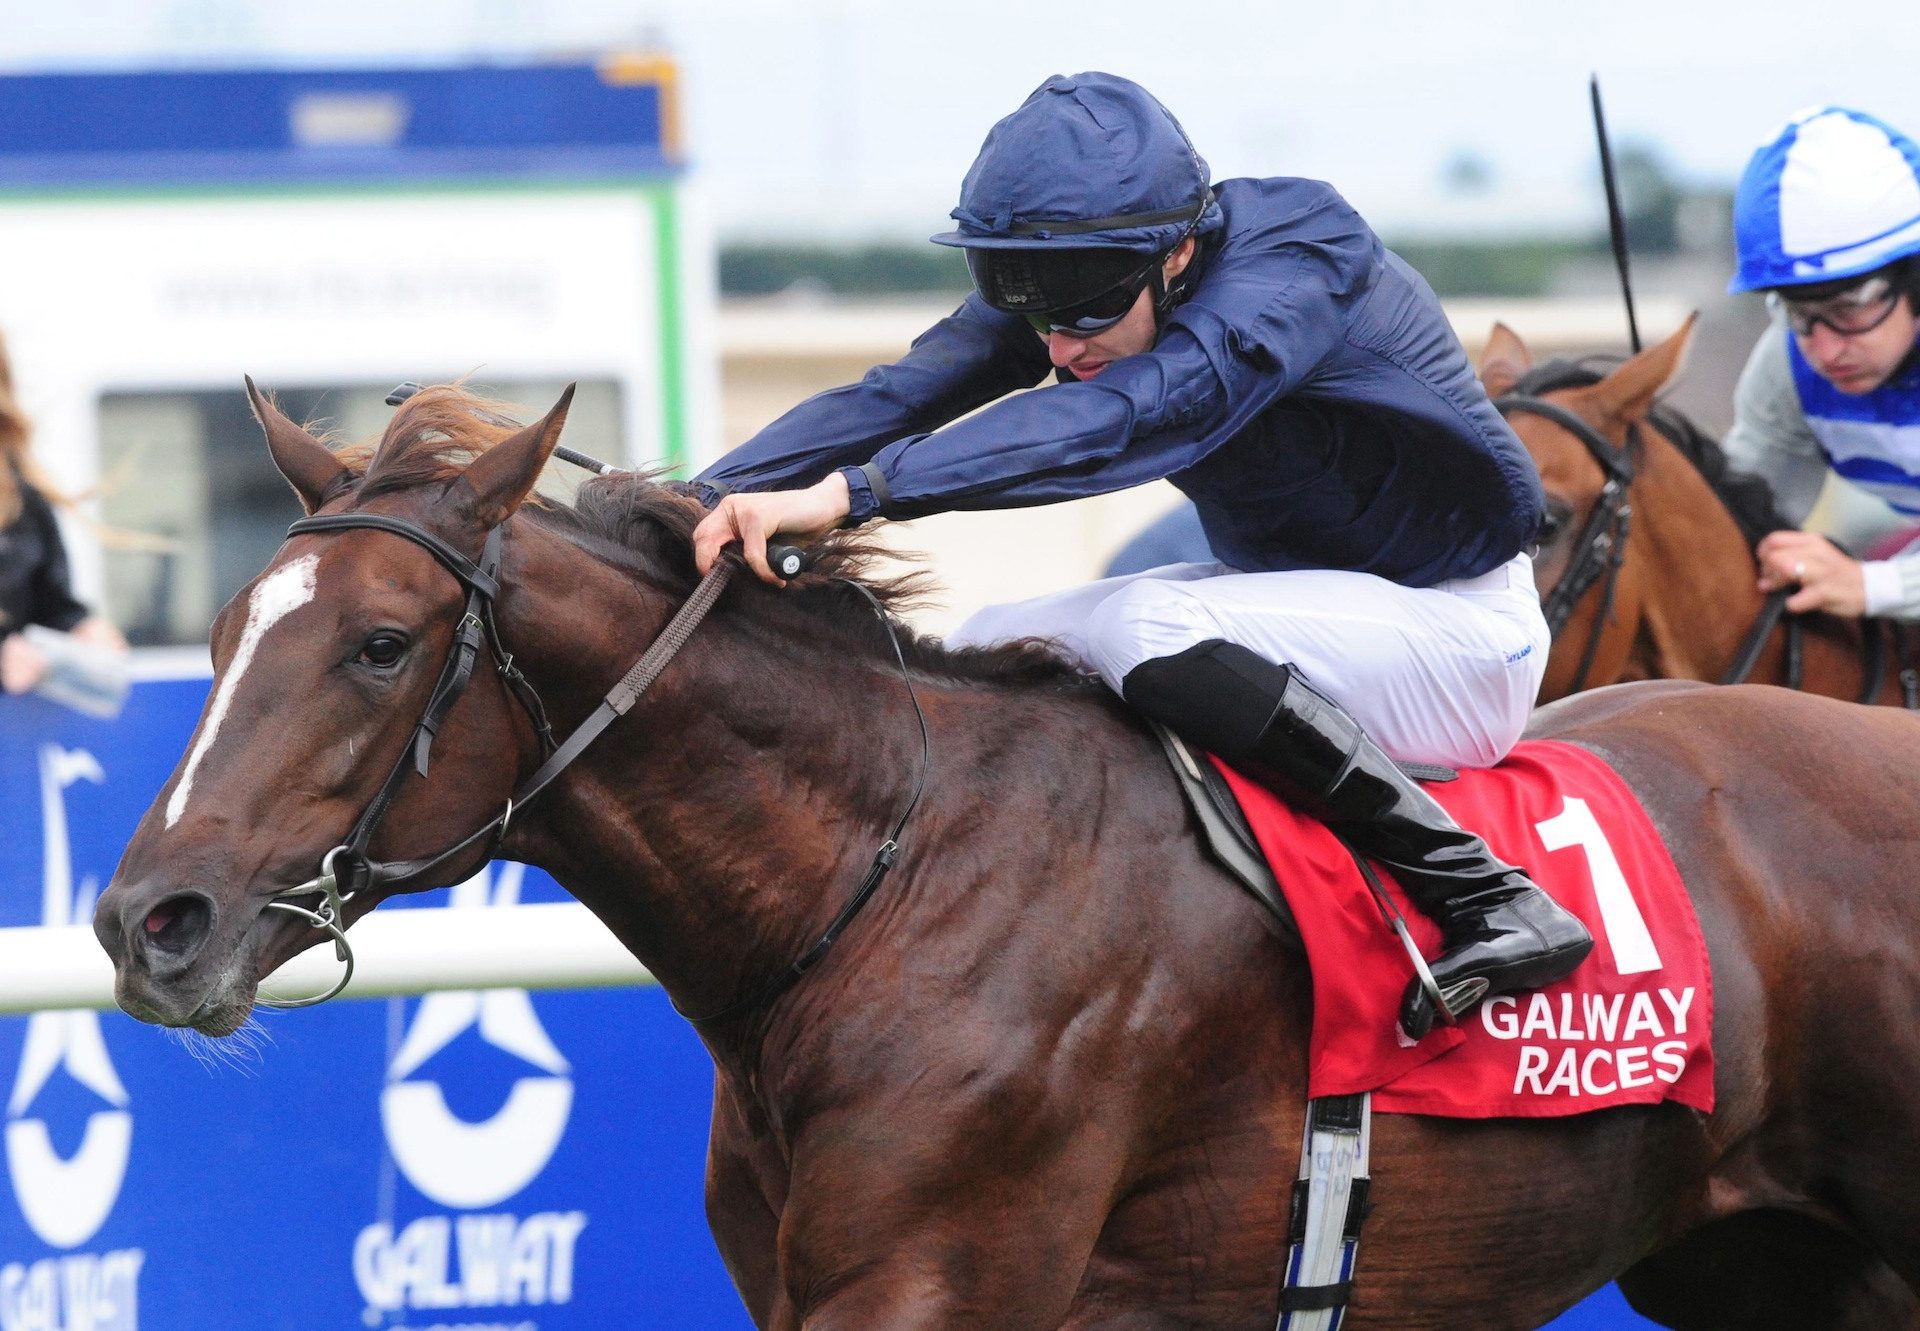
left=1781, top=277, right=1919, bottom=395
left=1047, top=239, right=1196, bottom=381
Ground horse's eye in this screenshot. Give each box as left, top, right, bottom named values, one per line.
left=356, top=633, right=409, bottom=670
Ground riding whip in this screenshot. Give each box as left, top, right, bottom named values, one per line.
left=1590, top=74, right=1642, bottom=353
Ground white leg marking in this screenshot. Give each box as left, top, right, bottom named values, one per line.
left=165, top=555, right=320, bottom=828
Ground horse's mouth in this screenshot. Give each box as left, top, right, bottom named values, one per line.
left=111, top=892, right=309, bottom=1036
left=114, top=965, right=256, bottom=1036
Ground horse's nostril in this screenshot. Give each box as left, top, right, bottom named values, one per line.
left=142, top=895, right=211, bottom=957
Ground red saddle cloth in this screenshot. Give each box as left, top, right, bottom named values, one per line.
left=1213, top=740, right=1714, bottom=1119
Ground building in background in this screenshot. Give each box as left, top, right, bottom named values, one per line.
left=0, top=57, right=717, bottom=649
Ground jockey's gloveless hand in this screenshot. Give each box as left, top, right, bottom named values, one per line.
left=692, top=471, right=852, bottom=584
left=1755, top=529, right=1867, bottom=616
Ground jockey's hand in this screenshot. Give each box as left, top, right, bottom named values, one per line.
left=0, top=633, right=50, bottom=695
left=1756, top=530, right=1866, bottom=617
left=692, top=472, right=851, bottom=584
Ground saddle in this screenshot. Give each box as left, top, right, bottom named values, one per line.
left=1149, top=723, right=1456, bottom=940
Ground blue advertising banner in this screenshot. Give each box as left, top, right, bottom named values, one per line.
left=0, top=677, right=1654, bottom=1330
left=0, top=678, right=750, bottom=1331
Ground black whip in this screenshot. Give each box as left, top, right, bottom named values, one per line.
left=1590, top=74, right=1642, bottom=353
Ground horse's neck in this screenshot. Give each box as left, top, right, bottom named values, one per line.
left=492, top=531, right=1099, bottom=1044
left=1628, top=429, right=1770, bottom=681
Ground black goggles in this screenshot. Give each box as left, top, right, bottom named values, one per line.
left=1771, top=276, right=1904, bottom=338
left=967, top=196, right=1209, bottom=338
left=1018, top=258, right=1163, bottom=337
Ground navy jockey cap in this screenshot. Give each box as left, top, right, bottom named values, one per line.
left=933, top=73, right=1223, bottom=318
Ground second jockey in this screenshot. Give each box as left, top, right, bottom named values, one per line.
left=689, top=72, right=1591, bottom=1039
left=1724, top=106, right=1920, bottom=616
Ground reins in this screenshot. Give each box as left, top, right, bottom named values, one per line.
left=1718, top=589, right=1796, bottom=688
left=263, top=481, right=930, bottom=1028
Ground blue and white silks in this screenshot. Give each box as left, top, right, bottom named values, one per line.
left=1786, top=331, right=1920, bottom=514
left=1732, top=106, right=1920, bottom=294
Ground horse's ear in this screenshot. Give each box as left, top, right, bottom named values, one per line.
left=247, top=375, right=347, bottom=515
left=458, top=384, right=576, bottom=528
left=1584, top=314, right=1698, bottom=429
left=1479, top=323, right=1532, bottom=399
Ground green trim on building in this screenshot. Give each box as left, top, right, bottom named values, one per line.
left=647, top=185, right=688, bottom=472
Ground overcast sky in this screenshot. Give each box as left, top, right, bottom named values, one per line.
left=1, top=0, right=1913, bottom=240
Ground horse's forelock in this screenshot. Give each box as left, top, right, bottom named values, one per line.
left=348, top=385, right=527, bottom=501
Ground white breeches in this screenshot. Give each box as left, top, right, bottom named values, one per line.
left=946, top=553, right=1551, bottom=770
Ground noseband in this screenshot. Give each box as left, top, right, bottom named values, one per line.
left=1494, top=394, right=1640, bottom=695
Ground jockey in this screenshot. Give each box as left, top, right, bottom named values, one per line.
left=690, top=72, right=1590, bottom=1039
left=1725, top=106, right=1920, bottom=615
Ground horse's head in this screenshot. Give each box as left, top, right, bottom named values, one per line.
left=1481, top=317, right=1695, bottom=699
left=94, top=382, right=572, bottom=1033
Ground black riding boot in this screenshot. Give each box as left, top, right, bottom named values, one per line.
left=1124, top=640, right=1593, bottom=1040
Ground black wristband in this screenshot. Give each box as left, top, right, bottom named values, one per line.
left=858, top=462, right=893, bottom=518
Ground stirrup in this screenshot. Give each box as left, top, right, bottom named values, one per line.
left=1391, top=916, right=1450, bottom=1024
left=1351, top=849, right=1468, bottom=1043
left=1397, top=968, right=1496, bottom=1044
left=1392, top=956, right=1494, bottom=1047
left=1435, top=975, right=1490, bottom=1022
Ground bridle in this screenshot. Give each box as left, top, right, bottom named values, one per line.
left=258, top=504, right=926, bottom=1023
left=1494, top=393, right=1641, bottom=695
left=260, top=509, right=731, bottom=1005
left=257, top=512, right=554, bottom=1004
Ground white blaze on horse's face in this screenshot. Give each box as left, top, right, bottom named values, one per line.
left=165, top=554, right=319, bottom=829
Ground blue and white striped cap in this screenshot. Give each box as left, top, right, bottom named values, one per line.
left=1731, top=106, right=1920, bottom=293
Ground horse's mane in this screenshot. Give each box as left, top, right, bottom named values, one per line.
left=329, top=385, right=1093, bottom=693
left=1513, top=358, right=1794, bottom=549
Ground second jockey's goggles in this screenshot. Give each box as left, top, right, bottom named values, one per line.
left=968, top=196, right=1209, bottom=337
left=1771, top=274, right=1904, bottom=338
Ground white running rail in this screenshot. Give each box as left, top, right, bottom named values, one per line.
left=0, top=903, right=653, bottom=1014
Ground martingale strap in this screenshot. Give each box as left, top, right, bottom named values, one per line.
left=1275, top=1093, right=1373, bottom=1331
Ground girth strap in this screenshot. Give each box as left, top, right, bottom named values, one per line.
left=1275, top=1093, right=1373, bottom=1330
left=1895, top=622, right=1920, bottom=710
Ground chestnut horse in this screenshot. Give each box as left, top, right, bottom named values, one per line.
left=95, top=385, right=1920, bottom=1329
left=1480, top=318, right=1919, bottom=706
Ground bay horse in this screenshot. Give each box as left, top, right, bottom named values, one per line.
left=95, top=384, right=1920, bottom=1329
left=1481, top=318, right=1918, bottom=706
